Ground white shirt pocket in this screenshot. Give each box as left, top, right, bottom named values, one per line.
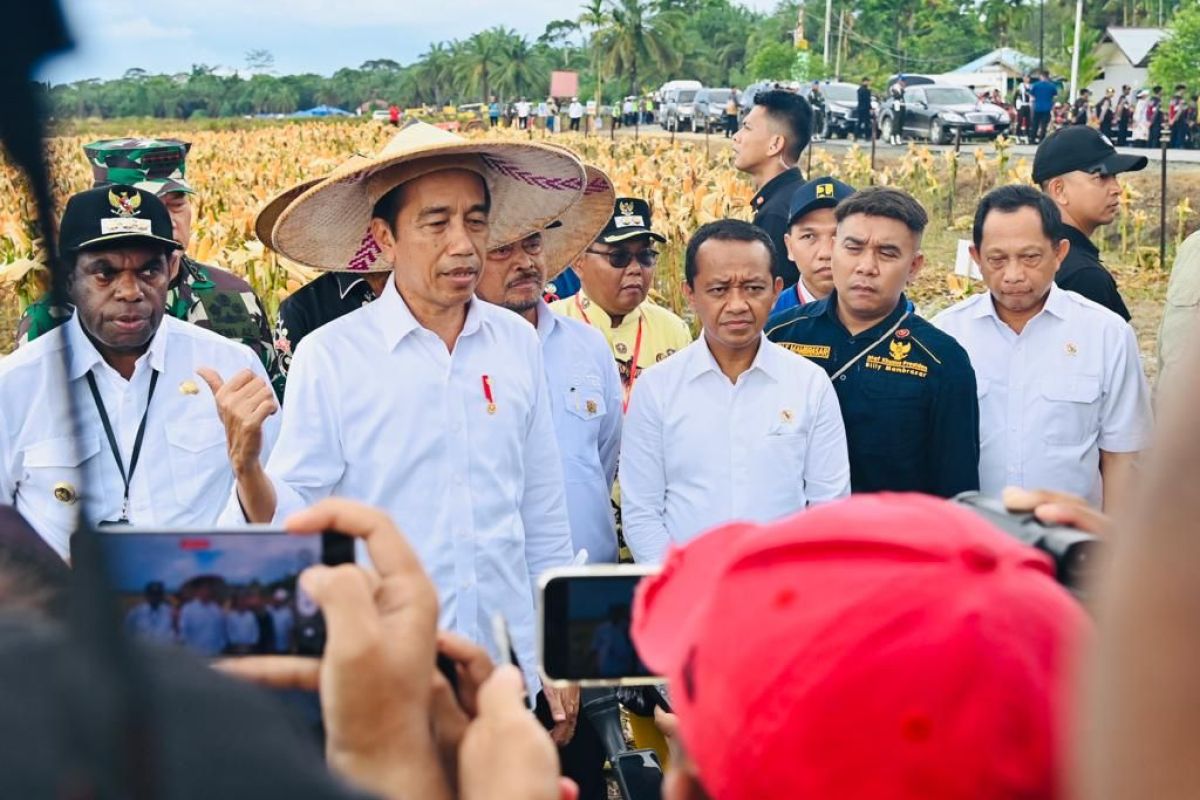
left=1038, top=375, right=1102, bottom=446
left=20, top=433, right=101, bottom=533
left=165, top=419, right=230, bottom=507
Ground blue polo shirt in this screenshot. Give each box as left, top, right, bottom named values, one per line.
left=765, top=292, right=980, bottom=497
left=1030, top=80, right=1058, bottom=113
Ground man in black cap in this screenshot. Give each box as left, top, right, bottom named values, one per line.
left=0, top=185, right=278, bottom=560
left=550, top=197, right=692, bottom=409
left=1034, top=125, right=1148, bottom=321
left=771, top=176, right=857, bottom=317
left=732, top=89, right=813, bottom=288
left=15, top=139, right=280, bottom=395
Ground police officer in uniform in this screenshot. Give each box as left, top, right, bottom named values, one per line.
left=766, top=187, right=980, bottom=497
left=1034, top=126, right=1147, bottom=321
left=16, top=138, right=280, bottom=394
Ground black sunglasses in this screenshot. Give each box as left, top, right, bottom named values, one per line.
left=586, top=247, right=659, bottom=269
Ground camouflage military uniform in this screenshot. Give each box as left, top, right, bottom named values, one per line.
left=16, top=256, right=281, bottom=394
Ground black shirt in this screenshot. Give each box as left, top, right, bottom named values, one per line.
left=765, top=293, right=980, bottom=497
left=273, top=272, right=380, bottom=397
left=857, top=85, right=872, bottom=112
left=1055, top=224, right=1130, bottom=321
left=751, top=167, right=805, bottom=288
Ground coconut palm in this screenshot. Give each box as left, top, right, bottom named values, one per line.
left=412, top=42, right=453, bottom=106
left=578, top=0, right=610, bottom=105
left=603, top=0, right=682, bottom=99
left=495, top=35, right=549, bottom=101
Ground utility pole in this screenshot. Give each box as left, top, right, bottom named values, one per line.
left=1039, top=0, right=1045, bottom=70
left=835, top=11, right=847, bottom=82
left=824, top=0, right=833, bottom=68
left=1069, top=0, right=1084, bottom=101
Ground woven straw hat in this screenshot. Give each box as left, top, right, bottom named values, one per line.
left=253, top=155, right=393, bottom=272
left=523, top=164, right=615, bottom=280
left=271, top=120, right=586, bottom=272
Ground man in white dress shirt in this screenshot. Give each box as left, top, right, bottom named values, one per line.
left=178, top=582, right=227, bottom=656
left=123, top=581, right=175, bottom=645
left=0, top=185, right=277, bottom=560
left=473, top=166, right=620, bottom=798
left=475, top=165, right=622, bottom=565
left=621, top=219, right=850, bottom=564
left=934, top=184, right=1151, bottom=511
left=208, top=122, right=586, bottom=705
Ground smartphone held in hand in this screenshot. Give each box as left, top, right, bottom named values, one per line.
left=538, top=565, right=660, bottom=687
left=85, top=527, right=354, bottom=658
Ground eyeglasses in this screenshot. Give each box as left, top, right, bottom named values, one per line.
left=585, top=247, right=659, bottom=269
left=488, top=235, right=544, bottom=260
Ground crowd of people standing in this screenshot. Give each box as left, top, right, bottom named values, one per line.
left=2, top=78, right=1200, bottom=800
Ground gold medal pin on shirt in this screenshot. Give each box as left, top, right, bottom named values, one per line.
left=481, top=375, right=497, bottom=415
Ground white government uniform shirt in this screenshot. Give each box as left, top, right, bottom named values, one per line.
left=0, top=314, right=276, bottom=560
left=620, top=334, right=850, bottom=564
left=933, top=284, right=1152, bottom=505
left=536, top=301, right=623, bottom=563
left=240, top=279, right=574, bottom=695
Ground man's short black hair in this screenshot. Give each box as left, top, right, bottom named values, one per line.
left=834, top=186, right=928, bottom=235
left=753, top=89, right=813, bottom=162
left=1153, top=85, right=1162, bottom=93
left=972, top=184, right=1063, bottom=249
left=684, top=218, right=776, bottom=287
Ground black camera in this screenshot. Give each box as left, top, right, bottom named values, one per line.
left=952, top=491, right=1099, bottom=599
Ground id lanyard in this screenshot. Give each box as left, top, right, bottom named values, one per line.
left=575, top=294, right=644, bottom=413
left=85, top=369, right=160, bottom=523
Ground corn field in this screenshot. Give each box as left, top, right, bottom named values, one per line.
left=1, top=120, right=1194, bottom=353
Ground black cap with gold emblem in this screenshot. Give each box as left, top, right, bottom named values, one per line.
left=58, top=184, right=181, bottom=255
left=597, top=197, right=667, bottom=244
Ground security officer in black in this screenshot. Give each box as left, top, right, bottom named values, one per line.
left=766, top=186, right=980, bottom=497
left=1034, top=125, right=1146, bottom=321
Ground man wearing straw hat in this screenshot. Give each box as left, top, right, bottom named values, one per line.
left=251, top=156, right=391, bottom=397
left=474, top=163, right=620, bottom=800
left=550, top=197, right=693, bottom=413
left=207, top=120, right=587, bottom=704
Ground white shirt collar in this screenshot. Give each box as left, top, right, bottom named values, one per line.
left=976, top=283, right=1071, bottom=325
left=373, top=276, right=484, bottom=351
left=65, top=311, right=168, bottom=380
left=684, top=332, right=781, bottom=384
left=534, top=299, right=560, bottom=343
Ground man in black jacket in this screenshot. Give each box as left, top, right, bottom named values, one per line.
left=855, top=77, right=874, bottom=140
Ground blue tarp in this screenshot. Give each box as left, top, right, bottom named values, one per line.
left=292, top=105, right=353, bottom=117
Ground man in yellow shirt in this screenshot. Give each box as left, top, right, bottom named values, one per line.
left=551, top=197, right=692, bottom=411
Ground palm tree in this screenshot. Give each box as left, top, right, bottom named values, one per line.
left=578, top=0, right=610, bottom=106
left=413, top=42, right=453, bottom=106
left=603, top=0, right=681, bottom=99
left=454, top=28, right=508, bottom=103
left=496, top=35, right=549, bottom=102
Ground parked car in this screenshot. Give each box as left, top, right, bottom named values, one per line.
left=877, top=83, right=1011, bottom=144
left=818, top=82, right=880, bottom=139
left=371, top=109, right=392, bottom=122
left=661, top=86, right=701, bottom=131
left=738, top=80, right=802, bottom=115
left=692, top=87, right=734, bottom=132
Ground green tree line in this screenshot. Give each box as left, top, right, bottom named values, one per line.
left=41, top=0, right=1189, bottom=120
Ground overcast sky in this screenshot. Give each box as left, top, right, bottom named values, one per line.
left=41, top=0, right=781, bottom=84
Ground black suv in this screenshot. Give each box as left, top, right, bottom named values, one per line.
left=878, top=84, right=1011, bottom=144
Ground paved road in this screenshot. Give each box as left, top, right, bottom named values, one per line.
left=601, top=125, right=1200, bottom=168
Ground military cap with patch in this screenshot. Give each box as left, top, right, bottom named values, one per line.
left=786, top=176, right=857, bottom=227
left=84, top=137, right=194, bottom=196
left=59, top=184, right=181, bottom=254
left=1032, top=126, right=1148, bottom=184
left=597, top=197, right=667, bottom=244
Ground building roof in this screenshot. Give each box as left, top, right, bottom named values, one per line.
left=1100, top=27, right=1168, bottom=68
left=950, top=47, right=1040, bottom=76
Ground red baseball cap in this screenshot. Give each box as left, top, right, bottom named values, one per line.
left=632, top=493, right=1089, bottom=800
